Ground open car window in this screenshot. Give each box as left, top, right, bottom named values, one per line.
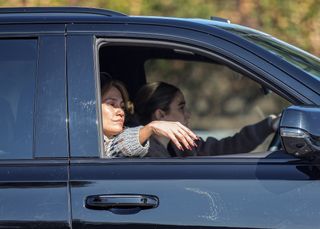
left=145, top=59, right=290, bottom=153
left=98, top=40, right=291, bottom=159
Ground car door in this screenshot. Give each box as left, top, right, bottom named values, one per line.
left=67, top=22, right=320, bottom=229
left=0, top=25, right=70, bottom=228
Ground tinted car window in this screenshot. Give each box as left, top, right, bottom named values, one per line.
left=0, top=39, right=37, bottom=159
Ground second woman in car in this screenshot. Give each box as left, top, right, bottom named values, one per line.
left=134, top=81, right=279, bottom=157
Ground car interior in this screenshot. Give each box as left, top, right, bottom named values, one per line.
left=98, top=39, right=291, bottom=158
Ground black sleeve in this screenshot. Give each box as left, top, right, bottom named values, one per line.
left=195, top=117, right=274, bottom=156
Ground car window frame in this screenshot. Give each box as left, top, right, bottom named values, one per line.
left=34, top=34, right=68, bottom=158
left=97, top=38, right=309, bottom=105
left=96, top=38, right=303, bottom=161
left=67, top=22, right=320, bottom=163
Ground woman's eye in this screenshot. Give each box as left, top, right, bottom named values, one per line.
left=105, top=101, right=115, bottom=107
left=104, top=100, right=125, bottom=110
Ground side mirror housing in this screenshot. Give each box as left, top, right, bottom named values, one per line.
left=280, top=105, right=320, bottom=158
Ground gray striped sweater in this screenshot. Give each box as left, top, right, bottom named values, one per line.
left=103, top=126, right=149, bottom=158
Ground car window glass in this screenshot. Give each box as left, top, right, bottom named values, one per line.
left=0, top=39, right=37, bottom=159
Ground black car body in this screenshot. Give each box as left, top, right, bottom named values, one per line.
left=0, top=7, right=320, bottom=229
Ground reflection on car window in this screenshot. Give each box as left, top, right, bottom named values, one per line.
left=221, top=25, right=320, bottom=79
left=0, top=39, right=37, bottom=159
left=244, top=35, right=320, bottom=79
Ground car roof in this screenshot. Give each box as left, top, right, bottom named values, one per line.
left=0, top=7, right=127, bottom=23
left=0, top=7, right=127, bottom=16
left=0, top=7, right=258, bottom=41
left=0, top=7, right=231, bottom=28
left=0, top=7, right=266, bottom=41
left=0, top=7, right=271, bottom=44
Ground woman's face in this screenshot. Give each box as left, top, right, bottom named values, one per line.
left=101, top=86, right=125, bottom=138
left=162, top=91, right=191, bottom=126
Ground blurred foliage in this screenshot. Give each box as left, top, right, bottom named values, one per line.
left=0, top=0, right=319, bottom=56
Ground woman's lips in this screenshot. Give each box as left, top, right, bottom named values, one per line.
left=113, top=119, right=124, bottom=124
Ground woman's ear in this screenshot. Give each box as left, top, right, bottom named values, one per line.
left=154, top=109, right=167, bottom=120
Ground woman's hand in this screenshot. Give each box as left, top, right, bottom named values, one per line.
left=140, top=121, right=198, bottom=150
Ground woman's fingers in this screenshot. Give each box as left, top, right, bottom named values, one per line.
left=176, top=122, right=198, bottom=140
left=177, top=127, right=195, bottom=149
left=173, top=130, right=192, bottom=150
left=169, top=122, right=196, bottom=150
left=167, top=131, right=183, bottom=150
left=150, top=121, right=197, bottom=150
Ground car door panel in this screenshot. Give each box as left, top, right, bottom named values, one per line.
left=0, top=161, right=70, bottom=228
left=70, top=160, right=320, bottom=228
left=66, top=24, right=320, bottom=228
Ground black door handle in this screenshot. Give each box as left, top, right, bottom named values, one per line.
left=85, top=194, right=159, bottom=211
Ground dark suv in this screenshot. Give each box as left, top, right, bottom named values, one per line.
left=0, top=7, right=320, bottom=229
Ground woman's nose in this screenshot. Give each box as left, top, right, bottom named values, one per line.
left=117, top=107, right=125, bottom=117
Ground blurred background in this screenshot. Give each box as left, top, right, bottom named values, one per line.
left=1, top=0, right=319, bottom=56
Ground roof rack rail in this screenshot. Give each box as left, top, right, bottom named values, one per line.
left=210, top=16, right=230, bottom=24
left=0, top=7, right=127, bottom=17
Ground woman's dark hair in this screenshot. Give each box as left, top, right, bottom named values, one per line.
left=134, top=81, right=180, bottom=125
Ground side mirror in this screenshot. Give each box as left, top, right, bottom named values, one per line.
left=280, top=105, right=320, bottom=158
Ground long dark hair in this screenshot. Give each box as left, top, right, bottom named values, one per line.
left=134, top=81, right=180, bottom=125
